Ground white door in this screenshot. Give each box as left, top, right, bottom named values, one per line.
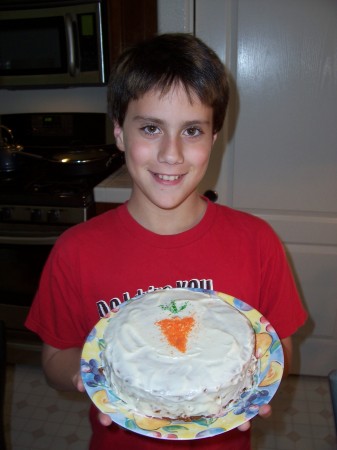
left=196, top=0, right=337, bottom=376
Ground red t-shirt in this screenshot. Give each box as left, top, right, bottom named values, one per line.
left=26, top=200, right=307, bottom=450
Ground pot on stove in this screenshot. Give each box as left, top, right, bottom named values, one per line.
left=14, top=146, right=123, bottom=177
left=0, top=124, right=123, bottom=176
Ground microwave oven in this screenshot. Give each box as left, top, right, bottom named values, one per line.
left=0, top=0, right=109, bottom=89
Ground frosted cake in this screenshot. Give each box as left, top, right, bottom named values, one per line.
left=102, top=288, right=257, bottom=419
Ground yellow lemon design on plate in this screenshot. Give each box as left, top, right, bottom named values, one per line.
left=260, top=351, right=270, bottom=373
left=255, top=332, right=272, bottom=359
left=259, top=361, right=283, bottom=387
left=92, top=389, right=117, bottom=413
left=134, top=415, right=171, bottom=430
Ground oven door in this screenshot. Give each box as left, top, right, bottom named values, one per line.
left=0, top=234, right=58, bottom=363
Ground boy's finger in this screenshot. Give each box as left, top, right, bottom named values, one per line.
left=258, top=403, right=272, bottom=418
left=237, top=420, right=251, bottom=432
left=98, top=411, right=113, bottom=426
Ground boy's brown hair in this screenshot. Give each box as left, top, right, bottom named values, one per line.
left=107, top=33, right=229, bottom=133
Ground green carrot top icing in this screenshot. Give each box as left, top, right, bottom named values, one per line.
left=159, top=300, right=188, bottom=315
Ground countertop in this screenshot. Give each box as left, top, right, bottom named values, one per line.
left=94, top=165, right=132, bottom=203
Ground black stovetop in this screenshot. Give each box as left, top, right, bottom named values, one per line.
left=0, top=169, right=96, bottom=207
left=0, top=153, right=122, bottom=207
left=0, top=113, right=122, bottom=209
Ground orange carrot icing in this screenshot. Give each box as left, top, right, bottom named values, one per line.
left=156, top=316, right=195, bottom=353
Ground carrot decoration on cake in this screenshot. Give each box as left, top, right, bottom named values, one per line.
left=156, top=300, right=195, bottom=353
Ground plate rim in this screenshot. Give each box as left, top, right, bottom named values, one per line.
left=81, top=288, right=284, bottom=440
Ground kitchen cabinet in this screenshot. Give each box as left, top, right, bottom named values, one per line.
left=94, top=165, right=132, bottom=213
left=107, top=0, right=157, bottom=65
left=194, top=0, right=337, bottom=376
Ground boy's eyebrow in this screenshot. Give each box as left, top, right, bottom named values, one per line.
left=132, top=115, right=212, bottom=127
left=133, top=115, right=165, bottom=124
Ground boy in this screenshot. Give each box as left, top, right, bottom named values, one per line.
left=25, top=33, right=307, bottom=450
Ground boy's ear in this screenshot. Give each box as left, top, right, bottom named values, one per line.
left=113, top=122, right=125, bottom=152
left=212, top=133, right=218, bottom=145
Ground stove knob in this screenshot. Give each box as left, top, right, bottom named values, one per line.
left=47, top=209, right=60, bottom=223
left=0, top=207, right=12, bottom=221
left=31, top=209, right=42, bottom=222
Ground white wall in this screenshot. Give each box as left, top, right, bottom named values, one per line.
left=0, top=86, right=108, bottom=115
left=157, top=0, right=193, bottom=33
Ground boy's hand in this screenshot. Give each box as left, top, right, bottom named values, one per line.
left=74, top=372, right=113, bottom=425
left=74, top=371, right=85, bottom=392
left=98, top=411, right=113, bottom=426
left=96, top=404, right=272, bottom=429
left=237, top=404, right=272, bottom=431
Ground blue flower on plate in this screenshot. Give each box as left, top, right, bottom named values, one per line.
left=196, top=428, right=226, bottom=438
left=81, top=358, right=106, bottom=388
left=86, top=327, right=97, bottom=342
left=233, top=298, right=253, bottom=311
left=232, top=388, right=270, bottom=418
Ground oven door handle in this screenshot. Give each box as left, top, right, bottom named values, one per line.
left=0, top=235, right=58, bottom=245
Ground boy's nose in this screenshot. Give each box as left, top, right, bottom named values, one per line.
left=157, top=136, right=184, bottom=165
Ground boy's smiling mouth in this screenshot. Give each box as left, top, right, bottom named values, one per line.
left=150, top=171, right=185, bottom=183
left=157, top=174, right=182, bottom=181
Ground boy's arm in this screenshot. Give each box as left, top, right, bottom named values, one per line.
left=41, top=343, right=84, bottom=392
left=281, top=336, right=292, bottom=378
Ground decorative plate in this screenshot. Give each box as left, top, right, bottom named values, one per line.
left=81, top=289, right=284, bottom=440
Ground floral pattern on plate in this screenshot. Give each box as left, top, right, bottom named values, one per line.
left=81, top=289, right=284, bottom=440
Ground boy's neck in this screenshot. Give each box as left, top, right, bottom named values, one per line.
left=127, top=194, right=208, bottom=235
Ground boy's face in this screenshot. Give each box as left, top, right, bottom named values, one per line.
left=114, top=85, right=217, bottom=213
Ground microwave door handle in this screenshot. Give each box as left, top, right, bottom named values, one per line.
left=65, top=14, right=76, bottom=77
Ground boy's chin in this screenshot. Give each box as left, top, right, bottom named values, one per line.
left=151, top=192, right=202, bottom=211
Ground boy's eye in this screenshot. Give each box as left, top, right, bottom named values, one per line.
left=141, top=125, right=160, bottom=135
left=184, top=127, right=202, bottom=137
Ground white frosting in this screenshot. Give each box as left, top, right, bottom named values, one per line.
left=102, top=289, right=256, bottom=419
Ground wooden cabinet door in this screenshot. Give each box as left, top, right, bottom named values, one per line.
left=106, top=0, right=157, bottom=64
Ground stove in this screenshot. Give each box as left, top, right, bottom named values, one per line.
left=0, top=113, right=124, bottom=237
left=0, top=161, right=118, bottom=236
left=0, top=113, right=123, bottom=361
